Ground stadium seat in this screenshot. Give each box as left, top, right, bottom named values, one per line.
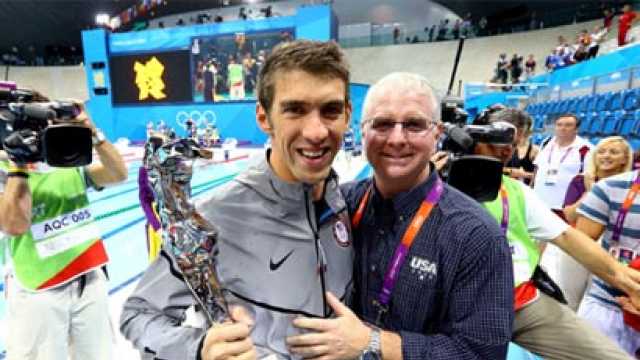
left=579, top=113, right=595, bottom=136
left=608, top=91, right=623, bottom=112
left=588, top=112, right=605, bottom=136
left=567, top=98, right=578, bottom=113
left=601, top=113, right=621, bottom=135
left=619, top=112, right=637, bottom=137
left=587, top=94, right=599, bottom=114
left=630, top=138, right=640, bottom=151
left=577, top=96, right=589, bottom=114
left=595, top=92, right=612, bottom=113
left=622, top=89, right=639, bottom=112
left=534, top=115, right=545, bottom=131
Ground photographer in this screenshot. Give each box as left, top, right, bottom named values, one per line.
left=472, top=107, right=639, bottom=360
left=0, top=94, right=127, bottom=360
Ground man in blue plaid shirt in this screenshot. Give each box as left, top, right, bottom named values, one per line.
left=286, top=72, right=514, bottom=360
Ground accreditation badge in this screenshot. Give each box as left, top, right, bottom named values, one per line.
left=544, top=168, right=559, bottom=185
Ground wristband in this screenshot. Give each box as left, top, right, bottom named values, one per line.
left=8, top=163, right=28, bottom=173
left=7, top=171, right=29, bottom=178
left=92, top=129, right=106, bottom=146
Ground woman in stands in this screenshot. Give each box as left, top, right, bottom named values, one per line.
left=564, top=136, right=633, bottom=224
left=558, top=136, right=633, bottom=310
left=504, top=112, right=538, bottom=185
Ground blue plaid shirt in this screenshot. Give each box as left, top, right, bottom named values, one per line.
left=342, top=169, right=514, bottom=360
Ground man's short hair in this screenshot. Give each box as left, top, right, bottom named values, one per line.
left=257, top=40, right=350, bottom=113
left=554, top=113, right=580, bottom=128
left=361, top=72, right=440, bottom=126
left=487, top=107, right=533, bottom=132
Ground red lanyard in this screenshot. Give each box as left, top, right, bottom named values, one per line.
left=351, top=178, right=444, bottom=324
left=612, top=172, right=640, bottom=242
left=547, top=143, right=573, bottom=165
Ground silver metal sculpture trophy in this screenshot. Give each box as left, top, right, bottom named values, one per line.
left=145, top=136, right=228, bottom=325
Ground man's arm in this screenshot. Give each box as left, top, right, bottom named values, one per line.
left=73, top=106, right=127, bottom=186
left=0, top=163, right=32, bottom=235
left=121, top=250, right=256, bottom=360
left=552, top=226, right=640, bottom=304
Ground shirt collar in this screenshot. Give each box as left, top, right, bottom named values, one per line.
left=371, top=163, right=440, bottom=218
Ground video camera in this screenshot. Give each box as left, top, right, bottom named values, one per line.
left=0, top=88, right=93, bottom=167
left=437, top=38, right=516, bottom=202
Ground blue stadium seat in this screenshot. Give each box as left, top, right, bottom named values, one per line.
left=609, top=91, right=623, bottom=112
left=576, top=96, right=589, bottom=114
left=587, top=94, right=599, bottom=114
left=534, top=115, right=545, bottom=131
left=630, top=138, right=640, bottom=151
left=595, top=92, right=612, bottom=112
left=588, top=112, right=605, bottom=135
left=619, top=112, right=637, bottom=137
left=567, top=98, right=580, bottom=114
left=622, top=89, right=639, bottom=112
left=579, top=113, right=595, bottom=136
left=601, top=113, right=621, bottom=135
left=558, top=99, right=569, bottom=114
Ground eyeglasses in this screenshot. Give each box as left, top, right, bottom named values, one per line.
left=366, top=118, right=436, bottom=136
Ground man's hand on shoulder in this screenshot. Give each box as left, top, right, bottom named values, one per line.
left=286, top=292, right=371, bottom=360
left=200, top=306, right=257, bottom=360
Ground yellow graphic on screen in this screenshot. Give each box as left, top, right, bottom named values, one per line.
left=134, top=57, right=166, bottom=100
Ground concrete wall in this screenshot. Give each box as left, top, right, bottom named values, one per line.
left=1, top=18, right=624, bottom=101
left=4, top=65, right=88, bottom=101
left=344, top=19, right=605, bottom=94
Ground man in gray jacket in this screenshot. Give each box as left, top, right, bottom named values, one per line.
left=120, top=39, right=354, bottom=360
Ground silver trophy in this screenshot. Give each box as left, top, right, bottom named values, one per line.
left=145, top=137, right=228, bottom=325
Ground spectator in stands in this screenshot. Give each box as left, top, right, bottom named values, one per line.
left=287, top=71, right=514, bottom=360
left=560, top=136, right=633, bottom=311
left=525, top=54, right=536, bottom=78
left=534, top=113, right=593, bottom=282
left=474, top=108, right=640, bottom=360
left=428, top=24, right=436, bottom=42
left=529, top=11, right=539, bottom=30
left=437, top=19, right=448, bottom=41
left=577, top=166, right=640, bottom=357
left=604, top=8, right=615, bottom=30
left=510, top=53, right=524, bottom=84
left=462, top=12, right=473, bottom=37
left=239, top=7, right=248, bottom=20
left=588, top=25, right=608, bottom=59
left=573, top=43, right=589, bottom=63
left=618, top=3, right=637, bottom=47
left=452, top=19, right=461, bottom=39
left=478, top=16, right=488, bottom=36
left=504, top=109, right=539, bottom=184
left=496, top=53, right=509, bottom=84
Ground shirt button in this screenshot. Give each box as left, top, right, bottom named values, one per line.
left=378, top=229, right=385, bottom=235
left=399, top=215, right=405, bottom=222
left=370, top=265, right=377, bottom=272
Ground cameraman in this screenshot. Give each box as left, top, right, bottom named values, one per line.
left=472, top=107, right=639, bottom=360
left=0, top=99, right=127, bottom=360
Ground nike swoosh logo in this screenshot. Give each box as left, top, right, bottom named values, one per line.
left=270, top=250, right=294, bottom=271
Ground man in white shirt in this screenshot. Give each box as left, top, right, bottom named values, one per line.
left=534, top=113, right=593, bottom=296
left=533, top=113, right=593, bottom=211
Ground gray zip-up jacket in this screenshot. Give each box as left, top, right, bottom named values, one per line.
left=120, top=154, right=354, bottom=359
